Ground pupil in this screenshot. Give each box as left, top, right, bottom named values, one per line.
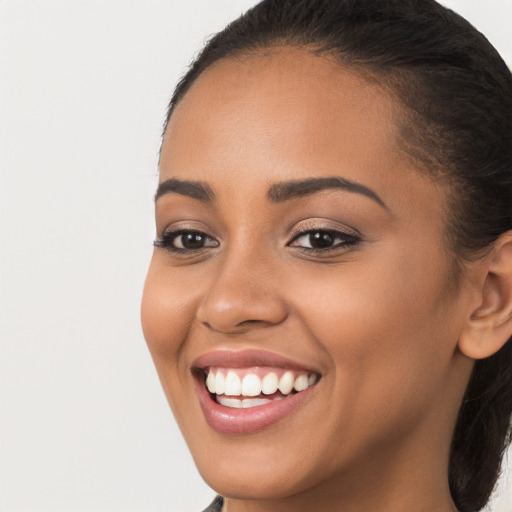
left=310, top=231, right=333, bottom=248
left=182, top=232, right=204, bottom=249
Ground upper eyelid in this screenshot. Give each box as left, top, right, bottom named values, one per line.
left=288, top=222, right=361, bottom=240
left=160, top=222, right=219, bottom=238
left=154, top=229, right=219, bottom=253
left=160, top=228, right=219, bottom=244
left=287, top=229, right=360, bottom=248
left=290, top=228, right=357, bottom=240
left=158, top=221, right=362, bottom=245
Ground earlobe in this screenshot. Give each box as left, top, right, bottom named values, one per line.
left=458, top=232, right=512, bottom=360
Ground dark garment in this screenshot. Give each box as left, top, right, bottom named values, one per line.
left=202, top=495, right=223, bottom=512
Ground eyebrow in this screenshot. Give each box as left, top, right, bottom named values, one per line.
left=155, top=176, right=388, bottom=211
left=155, top=178, right=215, bottom=202
left=267, top=177, right=388, bottom=210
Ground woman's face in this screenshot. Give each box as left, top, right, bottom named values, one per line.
left=142, top=50, right=473, bottom=502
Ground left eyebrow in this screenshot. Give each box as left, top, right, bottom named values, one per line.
left=155, top=178, right=215, bottom=202
left=267, top=177, right=388, bottom=210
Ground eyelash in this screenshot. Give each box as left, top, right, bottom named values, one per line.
left=154, top=227, right=361, bottom=255
left=288, top=228, right=361, bottom=253
left=154, top=230, right=219, bottom=253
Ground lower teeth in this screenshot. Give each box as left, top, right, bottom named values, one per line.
left=216, top=395, right=286, bottom=409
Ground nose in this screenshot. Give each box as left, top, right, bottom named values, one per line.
left=196, top=247, right=288, bottom=334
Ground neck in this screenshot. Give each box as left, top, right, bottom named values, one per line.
left=223, top=462, right=458, bottom=512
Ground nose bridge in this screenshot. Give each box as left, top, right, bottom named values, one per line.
left=196, top=236, right=287, bottom=333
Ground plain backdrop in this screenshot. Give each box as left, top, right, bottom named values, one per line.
left=0, top=1, right=511, bottom=511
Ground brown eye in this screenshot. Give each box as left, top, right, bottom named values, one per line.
left=309, top=231, right=335, bottom=248
left=154, top=230, right=219, bottom=252
left=289, top=229, right=360, bottom=251
left=174, top=232, right=209, bottom=249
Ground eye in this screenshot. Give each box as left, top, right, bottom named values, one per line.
left=288, top=229, right=360, bottom=251
left=154, top=229, right=219, bottom=252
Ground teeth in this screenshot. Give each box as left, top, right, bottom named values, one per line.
left=278, top=371, right=295, bottom=394
left=215, top=372, right=225, bottom=395
left=217, top=396, right=242, bottom=408
left=294, top=373, right=309, bottom=392
left=242, top=374, right=261, bottom=397
left=242, top=398, right=271, bottom=408
left=224, top=371, right=242, bottom=396
left=216, top=396, right=286, bottom=409
left=205, top=368, right=319, bottom=398
left=206, top=371, right=216, bottom=393
left=261, top=372, right=279, bottom=395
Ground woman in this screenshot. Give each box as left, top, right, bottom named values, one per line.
left=141, top=1, right=512, bottom=511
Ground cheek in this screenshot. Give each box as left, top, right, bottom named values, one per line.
left=141, top=256, right=208, bottom=430
left=292, top=251, right=452, bottom=348
left=141, top=255, right=200, bottom=365
left=287, top=244, right=458, bottom=423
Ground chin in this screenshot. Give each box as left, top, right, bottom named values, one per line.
left=198, top=460, right=314, bottom=502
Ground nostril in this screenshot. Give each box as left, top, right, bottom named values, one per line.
left=196, top=287, right=289, bottom=333
left=201, top=317, right=275, bottom=334
left=202, top=321, right=212, bottom=330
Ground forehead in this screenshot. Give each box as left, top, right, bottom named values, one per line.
left=158, top=48, right=448, bottom=227
left=176, top=47, right=394, bottom=120
left=158, top=48, right=454, bottom=263
left=161, top=49, right=404, bottom=179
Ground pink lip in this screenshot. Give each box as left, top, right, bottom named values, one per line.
left=195, top=377, right=317, bottom=434
left=192, top=348, right=319, bottom=372
left=192, top=349, right=320, bottom=435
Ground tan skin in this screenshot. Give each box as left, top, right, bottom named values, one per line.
left=141, top=49, right=512, bottom=512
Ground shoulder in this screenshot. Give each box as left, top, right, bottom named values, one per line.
left=201, top=495, right=223, bottom=512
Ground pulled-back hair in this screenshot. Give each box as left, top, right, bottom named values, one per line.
left=163, top=1, right=512, bottom=510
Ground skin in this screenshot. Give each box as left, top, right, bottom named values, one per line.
left=141, top=49, right=486, bottom=512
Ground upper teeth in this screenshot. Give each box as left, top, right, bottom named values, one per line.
left=205, top=368, right=318, bottom=397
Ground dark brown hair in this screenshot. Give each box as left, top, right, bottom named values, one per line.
left=163, top=1, right=512, bottom=510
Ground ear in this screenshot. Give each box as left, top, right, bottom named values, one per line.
left=458, top=232, right=512, bottom=360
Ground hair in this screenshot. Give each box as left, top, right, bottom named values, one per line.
left=162, top=1, right=512, bottom=510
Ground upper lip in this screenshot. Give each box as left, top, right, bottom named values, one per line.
left=192, top=348, right=321, bottom=374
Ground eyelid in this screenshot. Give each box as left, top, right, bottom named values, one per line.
left=159, top=220, right=219, bottom=238
left=287, top=219, right=361, bottom=241
left=154, top=222, right=221, bottom=255
left=285, top=218, right=363, bottom=257
left=170, top=230, right=219, bottom=248
left=288, top=229, right=360, bottom=248
left=155, top=219, right=361, bottom=256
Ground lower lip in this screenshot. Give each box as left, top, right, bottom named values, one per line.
left=195, top=377, right=316, bottom=435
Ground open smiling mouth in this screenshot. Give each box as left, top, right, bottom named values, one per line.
left=204, top=367, right=319, bottom=408
left=193, top=363, right=321, bottom=434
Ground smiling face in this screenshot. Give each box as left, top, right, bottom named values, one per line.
left=141, top=49, right=474, bottom=511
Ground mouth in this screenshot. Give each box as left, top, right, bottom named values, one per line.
left=204, top=367, right=318, bottom=408
left=192, top=350, right=321, bottom=434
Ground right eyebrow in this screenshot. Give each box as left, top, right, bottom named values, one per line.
left=154, top=178, right=215, bottom=202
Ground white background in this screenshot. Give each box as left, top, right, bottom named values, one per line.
left=0, top=1, right=511, bottom=511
